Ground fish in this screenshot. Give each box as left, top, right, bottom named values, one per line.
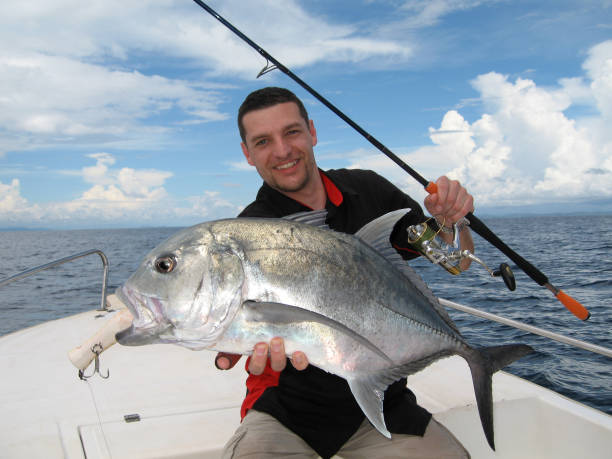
left=115, top=209, right=533, bottom=450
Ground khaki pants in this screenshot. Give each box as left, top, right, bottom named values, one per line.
left=222, top=410, right=470, bottom=459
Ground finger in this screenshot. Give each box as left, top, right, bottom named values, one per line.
left=442, top=183, right=464, bottom=221
left=436, top=180, right=473, bottom=223
left=215, top=352, right=242, bottom=370
left=441, top=179, right=461, bottom=216
left=445, top=187, right=474, bottom=223
left=432, top=176, right=450, bottom=215
left=269, top=337, right=287, bottom=372
left=248, top=342, right=269, bottom=375
left=452, top=192, right=474, bottom=222
left=290, top=351, right=309, bottom=371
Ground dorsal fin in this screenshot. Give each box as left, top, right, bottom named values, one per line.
left=355, top=209, right=462, bottom=336
left=355, top=209, right=409, bottom=255
left=283, top=209, right=329, bottom=229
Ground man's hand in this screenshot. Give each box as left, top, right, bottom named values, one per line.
left=424, top=176, right=474, bottom=225
left=214, top=337, right=309, bottom=374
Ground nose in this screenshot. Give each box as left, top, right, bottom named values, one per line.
left=271, top=135, right=292, bottom=159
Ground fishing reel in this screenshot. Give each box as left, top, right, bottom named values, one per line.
left=406, top=219, right=516, bottom=291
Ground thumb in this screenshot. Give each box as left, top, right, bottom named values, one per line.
left=215, top=352, right=242, bottom=370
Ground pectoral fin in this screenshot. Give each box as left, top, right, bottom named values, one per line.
left=242, top=301, right=393, bottom=364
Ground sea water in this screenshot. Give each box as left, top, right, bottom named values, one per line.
left=0, top=215, right=610, bottom=414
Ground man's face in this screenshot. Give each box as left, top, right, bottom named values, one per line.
left=241, top=102, right=318, bottom=194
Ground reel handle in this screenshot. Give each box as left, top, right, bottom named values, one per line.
left=493, top=263, right=516, bottom=291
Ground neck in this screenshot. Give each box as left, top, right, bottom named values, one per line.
left=278, top=171, right=326, bottom=210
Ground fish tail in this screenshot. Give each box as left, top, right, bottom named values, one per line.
left=466, top=344, right=534, bottom=450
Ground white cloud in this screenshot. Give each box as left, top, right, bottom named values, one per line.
left=178, top=191, right=237, bottom=219
left=0, top=179, right=44, bottom=224
left=59, top=153, right=173, bottom=219
left=205, top=1, right=411, bottom=71
left=82, top=153, right=116, bottom=185
left=0, top=154, right=240, bottom=228
left=399, top=0, right=493, bottom=28
left=0, top=53, right=227, bottom=153
left=582, top=40, right=612, bottom=119
left=227, top=161, right=257, bottom=172
left=345, top=40, right=612, bottom=208
left=0, top=0, right=415, bottom=155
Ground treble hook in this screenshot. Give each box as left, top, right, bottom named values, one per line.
left=78, top=343, right=110, bottom=380
left=257, top=59, right=278, bottom=78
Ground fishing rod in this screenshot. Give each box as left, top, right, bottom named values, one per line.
left=191, top=0, right=590, bottom=321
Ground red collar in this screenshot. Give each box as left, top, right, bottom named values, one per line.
left=320, top=170, right=343, bottom=206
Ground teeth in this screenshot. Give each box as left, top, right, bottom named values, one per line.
left=276, top=160, right=297, bottom=170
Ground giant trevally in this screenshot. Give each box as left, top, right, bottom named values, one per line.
left=116, top=209, right=533, bottom=450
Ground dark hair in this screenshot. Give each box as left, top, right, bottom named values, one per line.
left=237, top=87, right=309, bottom=142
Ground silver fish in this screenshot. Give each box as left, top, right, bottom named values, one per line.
left=116, top=209, right=533, bottom=450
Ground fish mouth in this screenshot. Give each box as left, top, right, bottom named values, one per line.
left=117, top=285, right=164, bottom=325
left=115, top=285, right=172, bottom=345
left=115, top=323, right=172, bottom=346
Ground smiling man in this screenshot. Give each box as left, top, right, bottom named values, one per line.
left=239, top=96, right=326, bottom=210
left=217, top=87, right=474, bottom=459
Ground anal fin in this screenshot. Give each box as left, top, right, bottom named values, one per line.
left=347, top=376, right=391, bottom=438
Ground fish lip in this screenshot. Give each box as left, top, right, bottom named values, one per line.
left=116, top=322, right=173, bottom=346
left=116, top=285, right=165, bottom=328
left=116, top=285, right=137, bottom=316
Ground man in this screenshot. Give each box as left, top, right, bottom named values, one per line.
left=217, top=87, right=474, bottom=458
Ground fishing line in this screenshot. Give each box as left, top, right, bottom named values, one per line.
left=83, top=378, right=113, bottom=458
left=191, top=0, right=590, bottom=321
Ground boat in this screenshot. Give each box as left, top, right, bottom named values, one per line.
left=1, top=251, right=611, bottom=458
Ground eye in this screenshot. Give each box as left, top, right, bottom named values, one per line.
left=154, top=255, right=177, bottom=274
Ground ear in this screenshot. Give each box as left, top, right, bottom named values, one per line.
left=309, top=120, right=318, bottom=147
left=241, top=142, right=255, bottom=166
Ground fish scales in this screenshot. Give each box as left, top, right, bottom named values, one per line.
left=220, top=218, right=458, bottom=342
left=219, top=221, right=455, bottom=364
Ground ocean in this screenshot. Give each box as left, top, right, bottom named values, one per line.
left=0, top=214, right=610, bottom=415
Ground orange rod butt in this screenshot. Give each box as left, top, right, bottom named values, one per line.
left=556, top=290, right=590, bottom=321
left=425, top=181, right=438, bottom=194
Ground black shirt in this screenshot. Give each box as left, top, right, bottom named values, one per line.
left=239, top=168, right=432, bottom=459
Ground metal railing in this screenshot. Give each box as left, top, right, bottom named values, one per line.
left=0, top=249, right=109, bottom=312
left=439, top=298, right=612, bottom=359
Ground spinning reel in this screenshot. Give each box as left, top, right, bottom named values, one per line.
left=406, top=219, right=516, bottom=291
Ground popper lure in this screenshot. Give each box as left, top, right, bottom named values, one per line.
left=191, top=0, right=590, bottom=321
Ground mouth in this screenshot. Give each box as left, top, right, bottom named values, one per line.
left=273, top=159, right=299, bottom=171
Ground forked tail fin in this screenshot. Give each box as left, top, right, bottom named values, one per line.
left=466, top=344, right=534, bottom=450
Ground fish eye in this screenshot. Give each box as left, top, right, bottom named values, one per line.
left=154, top=255, right=177, bottom=274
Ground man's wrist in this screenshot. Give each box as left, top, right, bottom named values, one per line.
left=435, top=216, right=469, bottom=233
left=455, top=217, right=470, bottom=232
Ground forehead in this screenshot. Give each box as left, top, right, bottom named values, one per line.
left=242, top=102, right=307, bottom=138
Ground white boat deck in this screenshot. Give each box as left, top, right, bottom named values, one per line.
left=1, top=308, right=610, bottom=458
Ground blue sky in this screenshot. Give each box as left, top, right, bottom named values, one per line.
left=1, top=0, right=611, bottom=229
